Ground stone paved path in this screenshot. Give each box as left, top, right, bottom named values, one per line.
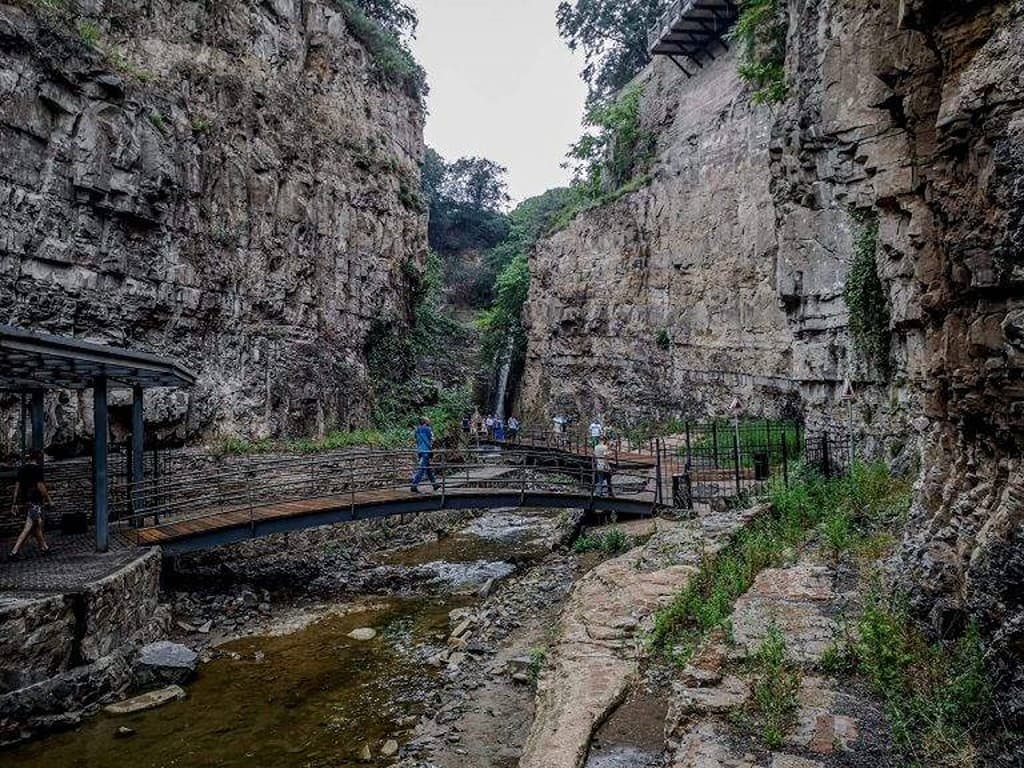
left=519, top=507, right=766, bottom=768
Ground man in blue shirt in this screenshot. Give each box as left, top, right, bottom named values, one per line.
left=410, top=417, right=440, bottom=493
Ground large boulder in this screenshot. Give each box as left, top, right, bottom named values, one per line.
left=133, top=641, right=198, bottom=689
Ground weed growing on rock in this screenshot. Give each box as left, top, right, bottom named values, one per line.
left=852, top=590, right=994, bottom=766
left=749, top=625, right=801, bottom=749
left=528, top=647, right=547, bottom=684
left=573, top=528, right=629, bottom=555
left=76, top=19, right=102, bottom=48
left=650, top=463, right=910, bottom=664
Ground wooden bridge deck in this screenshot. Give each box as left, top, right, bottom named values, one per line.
left=133, top=486, right=656, bottom=555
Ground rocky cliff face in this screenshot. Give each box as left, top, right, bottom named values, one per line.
left=0, top=0, right=426, bottom=448
left=521, top=50, right=800, bottom=426
left=522, top=0, right=1023, bottom=726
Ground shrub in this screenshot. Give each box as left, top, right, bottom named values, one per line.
left=844, top=211, right=892, bottom=378
left=749, top=625, right=801, bottom=748
left=335, top=0, right=427, bottom=100
left=573, top=528, right=630, bottom=555
left=730, top=0, right=788, bottom=104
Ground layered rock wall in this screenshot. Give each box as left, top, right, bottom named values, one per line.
left=522, top=0, right=1024, bottom=727
left=521, top=51, right=799, bottom=426
left=0, top=0, right=427, bottom=448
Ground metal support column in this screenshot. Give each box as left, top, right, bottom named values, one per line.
left=131, top=384, right=145, bottom=521
left=94, top=376, right=109, bottom=552
left=30, top=390, right=44, bottom=452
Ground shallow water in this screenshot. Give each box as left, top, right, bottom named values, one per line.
left=6, top=510, right=559, bottom=768
left=6, top=598, right=460, bottom=768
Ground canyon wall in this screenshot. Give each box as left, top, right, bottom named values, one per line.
left=523, top=0, right=1023, bottom=726
left=0, top=0, right=427, bottom=449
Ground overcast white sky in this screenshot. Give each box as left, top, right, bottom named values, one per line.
left=409, top=0, right=589, bottom=204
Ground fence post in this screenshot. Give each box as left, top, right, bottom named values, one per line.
left=655, top=438, right=663, bottom=508
left=781, top=428, right=789, bottom=487
left=821, top=432, right=832, bottom=477
left=732, top=425, right=742, bottom=496
left=712, top=422, right=719, bottom=468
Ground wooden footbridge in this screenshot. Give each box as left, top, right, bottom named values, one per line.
left=124, top=442, right=664, bottom=555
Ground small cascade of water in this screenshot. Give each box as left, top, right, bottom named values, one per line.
left=492, top=333, right=515, bottom=420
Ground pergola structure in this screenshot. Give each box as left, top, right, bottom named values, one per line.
left=0, top=325, right=196, bottom=552
left=648, top=0, right=739, bottom=77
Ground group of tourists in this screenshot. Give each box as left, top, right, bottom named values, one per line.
left=463, top=411, right=520, bottom=442
left=411, top=412, right=615, bottom=497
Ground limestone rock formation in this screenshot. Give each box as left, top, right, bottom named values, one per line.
left=0, top=0, right=427, bottom=447
left=521, top=0, right=1024, bottom=734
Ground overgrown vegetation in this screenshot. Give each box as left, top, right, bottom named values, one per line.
left=844, top=210, right=892, bottom=379
left=823, top=589, right=995, bottom=766
left=730, top=0, right=789, bottom=104
left=573, top=528, right=629, bottom=555
left=555, top=0, right=663, bottom=106
left=650, top=463, right=911, bottom=664
left=335, top=0, right=426, bottom=99
left=212, top=427, right=410, bottom=457
left=748, top=625, right=801, bottom=749
left=555, top=84, right=657, bottom=230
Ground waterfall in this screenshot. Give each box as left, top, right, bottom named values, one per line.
left=492, top=333, right=515, bottom=420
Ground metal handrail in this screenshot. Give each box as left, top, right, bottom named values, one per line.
left=125, top=446, right=659, bottom=530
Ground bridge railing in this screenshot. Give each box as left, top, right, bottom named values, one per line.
left=119, top=446, right=660, bottom=530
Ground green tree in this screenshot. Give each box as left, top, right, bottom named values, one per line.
left=556, top=0, right=664, bottom=105
left=421, top=150, right=511, bottom=263
left=353, top=0, right=418, bottom=40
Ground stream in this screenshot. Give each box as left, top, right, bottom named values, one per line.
left=6, top=509, right=569, bottom=768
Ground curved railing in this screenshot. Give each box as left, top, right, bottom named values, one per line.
left=119, top=445, right=661, bottom=534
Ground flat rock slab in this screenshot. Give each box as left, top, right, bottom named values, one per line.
left=347, top=627, right=377, bottom=641
left=731, top=565, right=837, bottom=664
left=520, top=507, right=767, bottom=768
left=105, top=684, right=186, bottom=715
left=138, top=641, right=198, bottom=670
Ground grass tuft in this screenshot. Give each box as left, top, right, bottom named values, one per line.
left=749, top=624, right=801, bottom=748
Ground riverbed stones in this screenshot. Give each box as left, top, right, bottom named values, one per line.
left=134, top=641, right=198, bottom=688
left=104, top=685, right=186, bottom=715
left=347, top=628, right=377, bottom=641
left=381, top=738, right=399, bottom=757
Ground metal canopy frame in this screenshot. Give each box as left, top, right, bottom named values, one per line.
left=0, top=325, right=196, bottom=553
left=0, top=324, right=197, bottom=392
left=648, top=0, right=739, bottom=77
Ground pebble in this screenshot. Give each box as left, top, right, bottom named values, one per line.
left=114, top=725, right=136, bottom=738
left=348, top=627, right=377, bottom=641
left=381, top=738, right=399, bottom=757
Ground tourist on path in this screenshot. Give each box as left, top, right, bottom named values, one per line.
left=9, top=450, right=52, bottom=558
left=593, top=438, right=614, bottom=497
left=485, top=414, right=496, bottom=439
left=588, top=419, right=603, bottom=447
left=507, top=415, right=520, bottom=442
left=410, top=418, right=440, bottom=494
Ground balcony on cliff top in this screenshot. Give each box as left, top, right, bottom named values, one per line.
left=648, top=0, right=739, bottom=76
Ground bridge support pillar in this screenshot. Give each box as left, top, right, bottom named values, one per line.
left=131, top=385, right=145, bottom=523
left=94, top=376, right=109, bottom=553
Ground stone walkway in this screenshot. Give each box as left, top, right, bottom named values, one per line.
left=519, top=507, right=766, bottom=768
left=666, top=553, right=895, bottom=767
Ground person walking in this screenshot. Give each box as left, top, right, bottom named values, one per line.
left=588, top=418, right=603, bottom=447
left=593, top=438, right=614, bottom=498
left=507, top=415, right=520, bottom=442
left=9, top=450, right=52, bottom=558
left=485, top=414, right=496, bottom=439
left=410, top=417, right=440, bottom=494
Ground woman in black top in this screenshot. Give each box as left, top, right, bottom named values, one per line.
left=9, top=450, right=52, bottom=558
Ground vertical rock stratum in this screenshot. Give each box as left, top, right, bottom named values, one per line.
left=0, top=0, right=427, bottom=446
left=522, top=0, right=1024, bottom=724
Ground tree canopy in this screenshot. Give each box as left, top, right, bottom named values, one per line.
left=353, top=0, right=418, bottom=40
left=422, top=150, right=511, bottom=259
left=556, top=0, right=664, bottom=105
